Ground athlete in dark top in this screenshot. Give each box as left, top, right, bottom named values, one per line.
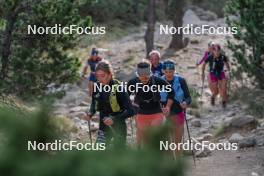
left=127, top=60, right=174, bottom=145
left=89, top=79, right=134, bottom=128
left=127, top=76, right=174, bottom=115
left=205, top=53, right=228, bottom=79
left=161, top=60, right=192, bottom=156
left=149, top=50, right=163, bottom=77
left=85, top=60, right=134, bottom=146
left=165, top=77, right=191, bottom=115
left=81, top=48, right=102, bottom=96
left=202, top=44, right=230, bottom=108
left=151, top=62, right=163, bottom=77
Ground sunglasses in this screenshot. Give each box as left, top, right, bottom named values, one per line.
left=135, top=72, right=151, bottom=77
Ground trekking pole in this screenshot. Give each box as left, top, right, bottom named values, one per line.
left=201, top=74, right=205, bottom=98
left=227, top=71, right=232, bottom=97
left=184, top=110, right=196, bottom=167
left=85, top=112, right=93, bottom=143
left=196, top=58, right=205, bottom=100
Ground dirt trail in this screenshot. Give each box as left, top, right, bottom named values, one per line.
left=186, top=148, right=264, bottom=176
left=55, top=9, right=264, bottom=176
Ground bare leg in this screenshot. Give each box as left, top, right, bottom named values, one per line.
left=219, top=79, right=227, bottom=108
left=169, top=113, right=185, bottom=157
left=174, top=123, right=184, bottom=156
left=208, top=74, right=219, bottom=96
left=209, top=82, right=218, bottom=105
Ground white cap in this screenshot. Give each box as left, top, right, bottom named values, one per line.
left=149, top=50, right=161, bottom=58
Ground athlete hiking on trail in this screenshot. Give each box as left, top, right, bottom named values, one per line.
left=149, top=50, right=163, bottom=77
left=81, top=48, right=102, bottom=96
left=127, top=60, right=174, bottom=146
left=84, top=60, right=134, bottom=146
left=160, top=60, right=192, bottom=156
left=131, top=50, right=164, bottom=114
left=201, top=44, right=231, bottom=108
left=196, top=41, right=215, bottom=66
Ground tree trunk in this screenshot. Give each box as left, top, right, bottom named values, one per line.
left=1, top=14, right=16, bottom=80
left=144, top=0, right=156, bottom=58
left=133, top=0, right=139, bottom=16
left=168, top=0, right=186, bottom=51
left=163, top=0, right=169, bottom=14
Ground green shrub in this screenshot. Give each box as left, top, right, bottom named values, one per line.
left=0, top=0, right=89, bottom=96
left=225, top=0, right=264, bottom=88
left=0, top=104, right=184, bottom=176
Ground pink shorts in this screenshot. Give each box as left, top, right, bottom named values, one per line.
left=169, top=111, right=185, bottom=125
left=136, top=113, right=164, bottom=144
left=209, top=72, right=226, bottom=83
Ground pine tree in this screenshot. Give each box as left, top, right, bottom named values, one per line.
left=0, top=0, right=91, bottom=96
left=225, top=0, right=264, bottom=88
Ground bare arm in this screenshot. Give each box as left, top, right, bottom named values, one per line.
left=82, top=66, right=88, bottom=76
left=81, top=58, right=90, bottom=76
left=166, top=99, right=173, bottom=109
left=197, top=51, right=209, bottom=66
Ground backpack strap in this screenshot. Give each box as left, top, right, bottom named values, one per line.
left=109, top=79, right=121, bottom=112
left=172, top=75, right=185, bottom=103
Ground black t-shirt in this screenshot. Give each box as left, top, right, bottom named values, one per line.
left=206, top=54, right=228, bottom=77
left=127, top=76, right=174, bottom=115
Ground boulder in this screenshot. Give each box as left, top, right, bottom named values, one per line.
left=229, top=115, right=257, bottom=128
left=189, top=6, right=218, bottom=21
left=226, top=111, right=236, bottom=117
left=238, top=137, right=257, bottom=148
left=229, top=133, right=244, bottom=143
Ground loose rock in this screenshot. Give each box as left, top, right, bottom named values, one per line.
left=238, top=137, right=257, bottom=148
left=195, top=148, right=211, bottom=158
left=229, top=115, right=257, bottom=128
left=191, top=119, right=202, bottom=127
left=229, top=133, right=244, bottom=143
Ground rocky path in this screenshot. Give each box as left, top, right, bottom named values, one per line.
left=54, top=9, right=264, bottom=176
